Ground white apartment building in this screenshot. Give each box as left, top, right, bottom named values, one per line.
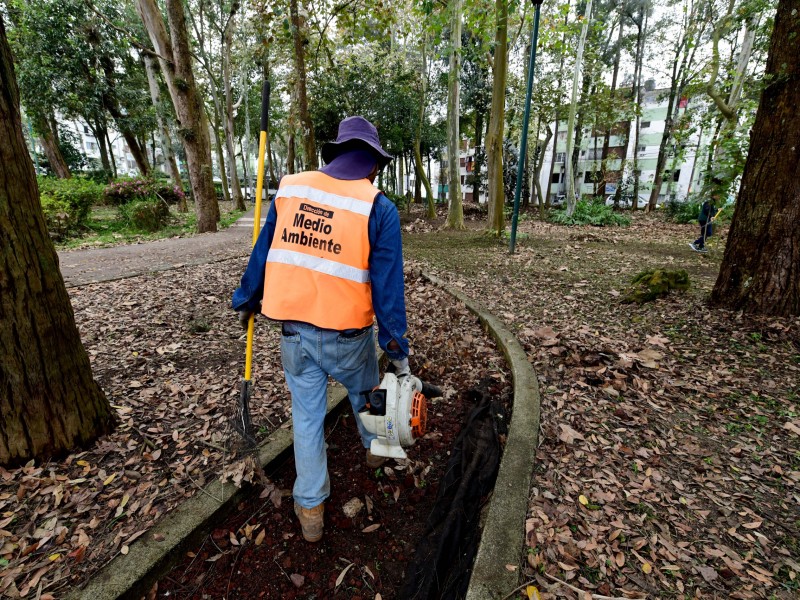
left=539, top=85, right=711, bottom=205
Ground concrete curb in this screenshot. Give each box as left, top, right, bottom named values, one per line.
left=422, top=274, right=542, bottom=600
left=66, top=383, right=351, bottom=600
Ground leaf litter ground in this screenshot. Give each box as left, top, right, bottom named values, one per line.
left=403, top=206, right=799, bottom=599
left=2, top=205, right=798, bottom=599
left=0, top=253, right=510, bottom=599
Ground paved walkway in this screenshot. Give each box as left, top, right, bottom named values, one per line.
left=58, top=208, right=266, bottom=287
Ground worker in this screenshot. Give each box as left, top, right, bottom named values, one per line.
left=231, top=116, right=410, bottom=543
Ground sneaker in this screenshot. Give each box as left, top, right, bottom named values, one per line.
left=294, top=502, right=324, bottom=542
left=697, top=247, right=708, bottom=253
left=688, top=242, right=698, bottom=252
left=366, top=449, right=387, bottom=469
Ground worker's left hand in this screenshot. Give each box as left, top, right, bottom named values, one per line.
left=238, top=311, right=254, bottom=331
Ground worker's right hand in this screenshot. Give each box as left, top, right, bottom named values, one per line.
left=238, top=311, right=254, bottom=331
left=388, top=357, right=410, bottom=378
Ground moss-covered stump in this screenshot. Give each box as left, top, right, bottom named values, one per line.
left=623, top=269, right=690, bottom=304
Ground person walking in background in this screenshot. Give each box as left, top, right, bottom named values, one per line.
left=231, top=116, right=411, bottom=543
left=689, top=177, right=722, bottom=253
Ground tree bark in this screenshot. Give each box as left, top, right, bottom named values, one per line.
left=136, top=0, right=219, bottom=232
left=290, top=0, right=317, bottom=170
left=31, top=111, right=71, bottom=179
left=0, top=17, right=114, bottom=467
left=710, top=0, right=800, bottom=317
left=485, top=0, right=508, bottom=235
left=222, top=4, right=245, bottom=210
left=413, top=33, right=435, bottom=218
left=445, top=0, right=464, bottom=230
left=144, top=54, right=185, bottom=210
left=564, top=0, right=593, bottom=216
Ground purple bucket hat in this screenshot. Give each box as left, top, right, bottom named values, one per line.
left=321, top=116, right=393, bottom=169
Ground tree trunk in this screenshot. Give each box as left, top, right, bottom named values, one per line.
left=106, top=128, right=118, bottom=178
left=472, top=108, right=484, bottom=206
left=0, top=17, right=114, bottom=467
left=413, top=33, right=435, bottom=218
left=598, top=15, right=623, bottom=199
left=445, top=0, right=464, bottom=230
left=136, top=0, right=219, bottom=232
left=630, top=10, right=646, bottom=211
left=290, top=0, right=317, bottom=170
left=144, top=55, right=185, bottom=210
left=564, top=0, right=593, bottom=216
left=710, top=0, right=800, bottom=317
left=222, top=7, right=245, bottom=210
left=485, top=0, right=508, bottom=235
left=32, top=111, right=71, bottom=179
left=89, top=116, right=112, bottom=175
left=212, top=121, right=231, bottom=204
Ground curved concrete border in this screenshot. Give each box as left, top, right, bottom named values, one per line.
left=68, top=274, right=541, bottom=600
left=422, top=274, right=542, bottom=600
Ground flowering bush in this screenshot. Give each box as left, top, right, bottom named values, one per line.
left=103, top=177, right=186, bottom=206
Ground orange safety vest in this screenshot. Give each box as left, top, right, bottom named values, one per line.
left=262, top=171, right=378, bottom=330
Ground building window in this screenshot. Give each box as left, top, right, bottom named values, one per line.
left=665, top=169, right=681, bottom=182
left=641, top=121, right=651, bottom=128
left=83, top=125, right=90, bottom=134
left=85, top=141, right=97, bottom=152
left=555, top=152, right=566, bottom=163
left=637, top=145, right=647, bottom=154
left=584, top=171, right=602, bottom=183
left=551, top=173, right=562, bottom=184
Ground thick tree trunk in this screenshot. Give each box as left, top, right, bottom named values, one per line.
left=32, top=111, right=71, bottom=179
left=710, top=0, right=800, bottom=317
left=485, top=0, right=508, bottom=235
left=0, top=18, right=114, bottom=467
left=88, top=116, right=112, bottom=175
left=290, top=0, right=317, bottom=170
left=144, top=55, right=185, bottom=210
left=445, top=0, right=464, bottom=230
left=136, top=0, right=218, bottom=232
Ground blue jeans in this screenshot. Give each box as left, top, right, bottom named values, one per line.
left=280, top=321, right=379, bottom=508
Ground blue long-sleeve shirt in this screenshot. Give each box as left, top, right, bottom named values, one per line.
left=232, top=193, right=409, bottom=360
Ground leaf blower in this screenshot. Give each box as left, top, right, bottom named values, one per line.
left=358, top=371, right=442, bottom=459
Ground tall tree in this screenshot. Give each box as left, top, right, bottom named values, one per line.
left=144, top=54, right=186, bottom=209
left=290, top=0, right=317, bottom=170
left=220, top=0, right=246, bottom=209
left=564, top=0, right=593, bottom=217
left=445, top=0, right=464, bottom=229
left=136, top=0, right=219, bottom=232
left=413, top=32, right=436, bottom=218
left=0, top=16, right=114, bottom=466
left=485, top=0, right=509, bottom=235
left=710, top=0, right=798, bottom=316
left=647, top=0, right=703, bottom=210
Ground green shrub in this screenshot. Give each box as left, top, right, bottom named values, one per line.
left=83, top=168, right=114, bottom=184
left=384, top=192, right=409, bottom=211
left=104, top=177, right=186, bottom=206
left=664, top=200, right=701, bottom=224
left=37, top=176, right=104, bottom=239
left=550, top=200, right=631, bottom=227
left=118, top=198, right=171, bottom=231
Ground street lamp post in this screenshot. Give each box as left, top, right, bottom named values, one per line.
left=509, top=0, right=544, bottom=254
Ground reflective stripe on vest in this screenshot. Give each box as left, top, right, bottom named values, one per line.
left=262, top=171, right=378, bottom=330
